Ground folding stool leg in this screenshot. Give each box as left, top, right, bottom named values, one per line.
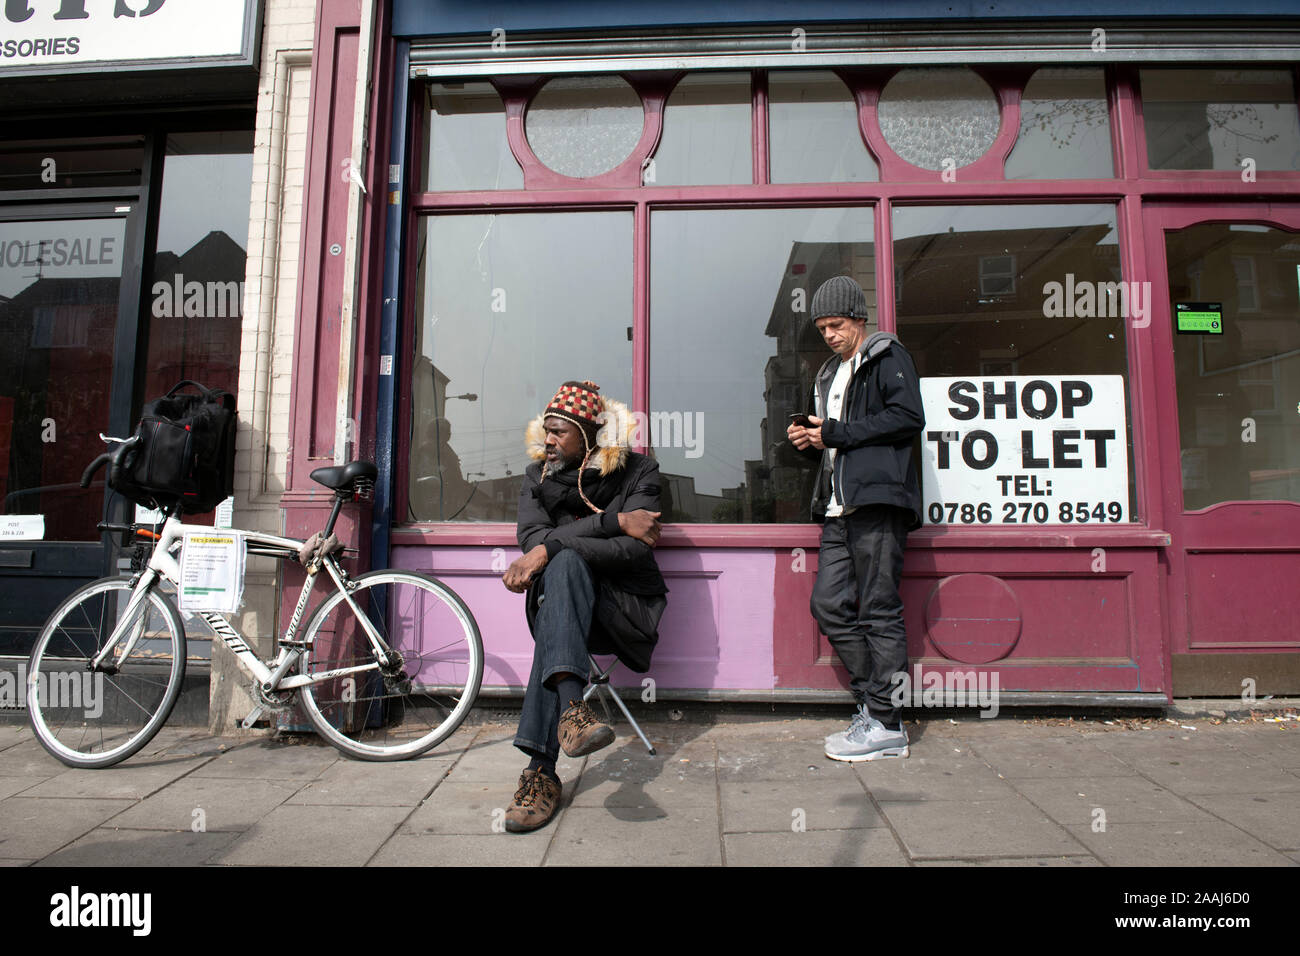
left=583, top=655, right=656, bottom=755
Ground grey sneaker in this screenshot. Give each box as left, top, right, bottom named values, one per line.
left=824, top=704, right=870, bottom=745
left=824, top=715, right=909, bottom=762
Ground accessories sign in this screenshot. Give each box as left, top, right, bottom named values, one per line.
left=0, top=1, right=258, bottom=77
left=920, top=375, right=1129, bottom=526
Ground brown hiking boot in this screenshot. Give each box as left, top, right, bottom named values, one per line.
left=504, top=768, right=562, bottom=833
left=558, top=698, right=615, bottom=757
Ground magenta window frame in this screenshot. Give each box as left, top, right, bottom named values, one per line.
left=394, top=62, right=1300, bottom=550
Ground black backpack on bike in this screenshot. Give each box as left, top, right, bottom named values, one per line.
left=110, top=380, right=238, bottom=514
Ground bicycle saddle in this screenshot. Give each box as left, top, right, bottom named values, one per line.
left=310, top=460, right=377, bottom=491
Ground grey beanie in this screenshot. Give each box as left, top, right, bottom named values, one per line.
left=811, top=275, right=870, bottom=322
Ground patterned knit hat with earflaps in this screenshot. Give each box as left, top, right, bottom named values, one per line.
left=541, top=380, right=606, bottom=512
left=544, top=380, right=604, bottom=451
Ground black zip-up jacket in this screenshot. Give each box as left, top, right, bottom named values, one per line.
left=798, top=331, right=926, bottom=529
left=516, top=451, right=668, bottom=671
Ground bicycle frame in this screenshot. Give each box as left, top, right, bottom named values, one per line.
left=91, top=513, right=392, bottom=699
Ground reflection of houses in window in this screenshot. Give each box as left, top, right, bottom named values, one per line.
left=894, top=223, right=1122, bottom=379
left=759, top=240, right=877, bottom=522
left=1231, top=254, right=1259, bottom=311
left=979, top=349, right=1019, bottom=376
left=978, top=253, right=1016, bottom=298
left=0, top=272, right=120, bottom=538
left=30, top=305, right=92, bottom=348
left=144, top=229, right=246, bottom=402
left=1166, top=223, right=1300, bottom=508
left=1237, top=341, right=1279, bottom=416
left=657, top=471, right=725, bottom=524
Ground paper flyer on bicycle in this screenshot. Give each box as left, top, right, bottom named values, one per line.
left=178, top=529, right=246, bottom=614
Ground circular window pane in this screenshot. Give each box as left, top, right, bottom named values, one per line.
left=526, top=76, right=644, bottom=178
left=877, top=67, right=1001, bottom=170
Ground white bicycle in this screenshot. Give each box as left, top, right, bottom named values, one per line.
left=27, top=448, right=483, bottom=768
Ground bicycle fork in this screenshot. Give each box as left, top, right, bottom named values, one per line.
left=88, top=570, right=162, bottom=674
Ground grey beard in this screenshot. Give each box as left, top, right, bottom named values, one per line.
left=542, top=452, right=579, bottom=478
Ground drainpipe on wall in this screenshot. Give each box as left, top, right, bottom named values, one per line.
left=335, top=0, right=378, bottom=466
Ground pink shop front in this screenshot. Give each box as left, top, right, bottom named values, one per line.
left=283, top=3, right=1300, bottom=710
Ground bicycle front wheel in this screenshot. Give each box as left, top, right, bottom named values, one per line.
left=298, top=570, right=483, bottom=760
left=28, top=575, right=186, bottom=769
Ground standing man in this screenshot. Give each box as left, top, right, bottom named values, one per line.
left=500, top=380, right=668, bottom=831
left=787, top=276, right=925, bottom=761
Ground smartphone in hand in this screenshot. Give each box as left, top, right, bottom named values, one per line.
left=789, top=413, right=814, bottom=428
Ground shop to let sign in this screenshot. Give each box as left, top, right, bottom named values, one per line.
left=921, top=376, right=1129, bottom=526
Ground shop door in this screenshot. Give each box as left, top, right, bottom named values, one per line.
left=0, top=203, right=142, bottom=655
left=1144, top=204, right=1300, bottom=694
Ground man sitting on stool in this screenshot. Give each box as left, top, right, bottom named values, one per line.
left=501, top=380, right=668, bottom=832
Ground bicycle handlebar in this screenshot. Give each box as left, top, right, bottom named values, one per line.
left=81, top=435, right=141, bottom=489
left=81, top=454, right=111, bottom=488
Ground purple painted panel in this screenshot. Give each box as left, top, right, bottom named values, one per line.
left=1186, top=551, right=1300, bottom=649
left=391, top=545, right=776, bottom=692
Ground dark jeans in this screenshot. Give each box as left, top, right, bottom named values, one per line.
left=810, top=504, right=909, bottom=727
left=513, top=549, right=595, bottom=762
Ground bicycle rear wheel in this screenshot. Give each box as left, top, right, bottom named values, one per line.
left=298, top=570, right=483, bottom=760
left=27, top=575, right=186, bottom=769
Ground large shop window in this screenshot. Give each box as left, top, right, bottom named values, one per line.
left=768, top=70, right=878, bottom=183
left=142, top=131, right=254, bottom=408
left=408, top=213, right=633, bottom=522
left=423, top=82, right=522, bottom=191
left=893, top=204, right=1138, bottom=521
left=0, top=215, right=127, bottom=540
left=1141, top=68, right=1300, bottom=172
left=650, top=206, right=876, bottom=523
left=1005, top=68, right=1112, bottom=179
left=405, top=62, right=1300, bottom=528
left=1165, top=223, right=1300, bottom=508
left=651, top=72, right=751, bottom=185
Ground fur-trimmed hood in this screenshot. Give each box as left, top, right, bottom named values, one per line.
left=524, top=397, right=634, bottom=475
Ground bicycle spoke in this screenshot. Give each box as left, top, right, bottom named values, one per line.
left=298, top=571, right=481, bottom=760
left=28, top=578, right=185, bottom=769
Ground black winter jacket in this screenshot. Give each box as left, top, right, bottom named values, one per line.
left=517, top=450, right=668, bottom=672
left=801, top=331, right=926, bottom=529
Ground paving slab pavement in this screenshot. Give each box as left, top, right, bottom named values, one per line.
left=0, top=707, right=1295, bottom=868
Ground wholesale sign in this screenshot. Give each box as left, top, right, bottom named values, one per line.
left=920, top=375, right=1129, bottom=526
left=0, top=219, right=124, bottom=298
left=0, top=0, right=258, bottom=76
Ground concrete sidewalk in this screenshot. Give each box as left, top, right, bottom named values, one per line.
left=1, top=704, right=1297, bottom=867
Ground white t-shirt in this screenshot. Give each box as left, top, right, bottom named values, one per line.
left=823, top=354, right=861, bottom=518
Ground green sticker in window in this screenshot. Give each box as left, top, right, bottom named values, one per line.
left=1174, top=301, right=1223, bottom=334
